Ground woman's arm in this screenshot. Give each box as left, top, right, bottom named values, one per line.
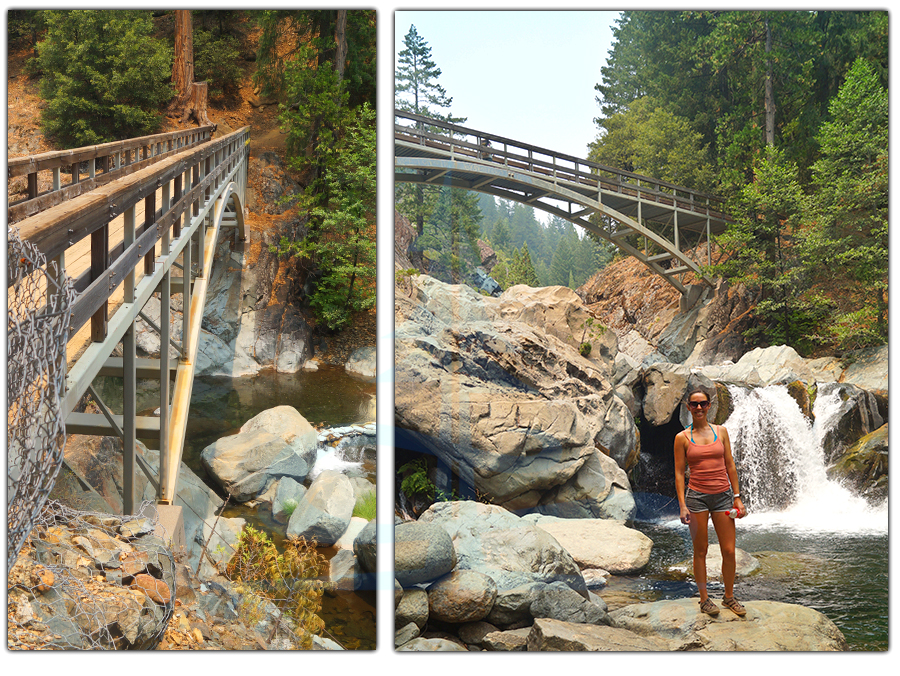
left=721, top=426, right=746, bottom=517
left=674, top=431, right=691, bottom=524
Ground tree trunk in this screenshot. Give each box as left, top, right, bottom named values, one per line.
left=179, top=82, right=212, bottom=127
left=765, top=17, right=776, bottom=147
left=335, top=10, right=348, bottom=82
left=170, top=10, right=195, bottom=115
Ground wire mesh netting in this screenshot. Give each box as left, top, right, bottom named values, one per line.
left=7, top=226, right=76, bottom=573
left=8, top=500, right=176, bottom=650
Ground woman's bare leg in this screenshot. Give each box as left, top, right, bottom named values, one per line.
left=689, top=510, right=710, bottom=602
left=711, top=510, right=737, bottom=598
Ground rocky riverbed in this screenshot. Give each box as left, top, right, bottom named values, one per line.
left=392, top=257, right=887, bottom=651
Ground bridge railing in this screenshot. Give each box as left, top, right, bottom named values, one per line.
left=11, top=126, right=250, bottom=343
left=395, top=109, right=728, bottom=222
left=8, top=125, right=217, bottom=225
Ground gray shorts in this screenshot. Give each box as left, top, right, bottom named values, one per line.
left=685, top=487, right=734, bottom=513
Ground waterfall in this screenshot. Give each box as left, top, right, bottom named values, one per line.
left=723, top=384, right=887, bottom=533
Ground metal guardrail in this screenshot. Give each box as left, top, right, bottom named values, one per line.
left=394, top=109, right=729, bottom=223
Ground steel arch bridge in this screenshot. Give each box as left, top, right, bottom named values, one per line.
left=8, top=125, right=250, bottom=517
left=394, top=110, right=731, bottom=294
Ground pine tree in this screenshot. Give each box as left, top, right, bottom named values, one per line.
left=395, top=24, right=465, bottom=236
left=35, top=10, right=173, bottom=147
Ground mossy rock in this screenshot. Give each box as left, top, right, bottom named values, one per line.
left=826, top=424, right=888, bottom=503
left=712, top=382, right=733, bottom=425
left=785, top=380, right=813, bottom=421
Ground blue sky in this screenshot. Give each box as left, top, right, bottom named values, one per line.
left=394, top=10, right=620, bottom=160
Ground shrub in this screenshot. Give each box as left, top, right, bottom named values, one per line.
left=225, top=525, right=328, bottom=649
left=193, top=28, right=243, bottom=98
left=281, top=498, right=299, bottom=517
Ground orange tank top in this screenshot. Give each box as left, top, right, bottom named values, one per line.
left=685, top=425, right=731, bottom=494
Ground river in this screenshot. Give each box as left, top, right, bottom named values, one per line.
left=173, top=366, right=376, bottom=650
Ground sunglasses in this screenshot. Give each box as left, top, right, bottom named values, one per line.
left=687, top=401, right=710, bottom=409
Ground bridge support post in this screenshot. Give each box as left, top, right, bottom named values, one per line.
left=123, top=204, right=137, bottom=515
left=159, top=183, right=172, bottom=502
left=182, top=230, right=193, bottom=359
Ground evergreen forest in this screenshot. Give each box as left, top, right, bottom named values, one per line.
left=10, top=9, right=377, bottom=333
left=395, top=11, right=888, bottom=356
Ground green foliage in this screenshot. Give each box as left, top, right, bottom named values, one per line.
left=395, top=24, right=464, bottom=124
left=281, top=498, right=299, bottom=517
left=193, top=28, right=242, bottom=98
left=590, top=97, right=716, bottom=192
left=225, top=525, right=328, bottom=650
left=416, top=187, right=483, bottom=283
left=395, top=267, right=420, bottom=297
left=398, top=459, right=435, bottom=501
left=33, top=10, right=173, bottom=147
left=714, top=146, right=809, bottom=347
left=280, top=103, right=376, bottom=331
left=804, top=58, right=888, bottom=350
left=352, top=490, right=376, bottom=521
left=596, top=10, right=887, bottom=191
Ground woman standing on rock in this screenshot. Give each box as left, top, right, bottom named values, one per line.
left=674, top=388, right=747, bottom=617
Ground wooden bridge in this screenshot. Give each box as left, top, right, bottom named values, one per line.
left=394, top=110, right=731, bottom=294
left=8, top=124, right=250, bottom=515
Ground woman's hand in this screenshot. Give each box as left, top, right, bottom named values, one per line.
left=680, top=504, right=691, bottom=524
left=734, top=496, right=747, bottom=518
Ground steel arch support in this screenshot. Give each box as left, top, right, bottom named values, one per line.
left=161, top=180, right=241, bottom=503
left=395, top=156, right=714, bottom=291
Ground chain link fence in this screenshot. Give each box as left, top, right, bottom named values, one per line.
left=7, top=226, right=76, bottom=572
left=8, top=500, right=175, bottom=649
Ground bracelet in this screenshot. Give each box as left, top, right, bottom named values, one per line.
left=733, top=493, right=741, bottom=498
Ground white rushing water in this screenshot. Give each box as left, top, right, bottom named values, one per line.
left=721, top=384, right=887, bottom=535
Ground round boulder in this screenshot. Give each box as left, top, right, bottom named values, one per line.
left=428, top=570, right=498, bottom=624
left=353, top=520, right=377, bottom=573
left=396, top=588, right=429, bottom=629
left=286, top=470, right=354, bottom=546
left=394, top=521, right=456, bottom=587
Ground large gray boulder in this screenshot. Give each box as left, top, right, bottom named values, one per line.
left=523, top=514, right=652, bottom=575
left=817, top=382, right=885, bottom=465
left=239, top=405, right=318, bottom=471
left=345, top=345, right=376, bottom=380
left=535, top=448, right=636, bottom=520
left=394, top=521, right=457, bottom=586
left=609, top=598, right=848, bottom=651
left=529, top=580, right=609, bottom=626
left=272, top=477, right=306, bottom=524
left=395, top=276, right=637, bottom=518
left=526, top=617, right=671, bottom=651
left=417, top=501, right=588, bottom=598
left=200, top=430, right=294, bottom=502
left=353, top=520, right=377, bottom=574
left=286, top=470, right=354, bottom=546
